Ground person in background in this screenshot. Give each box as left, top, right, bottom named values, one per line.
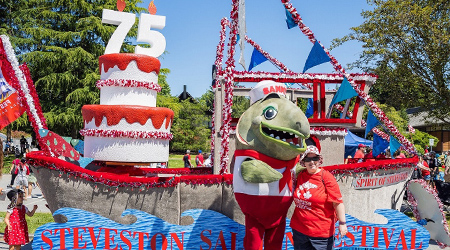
left=364, top=147, right=375, bottom=162
left=19, top=136, right=26, bottom=155
left=183, top=150, right=193, bottom=168
left=290, top=146, right=347, bottom=250
left=203, top=153, right=212, bottom=167
left=14, top=159, right=30, bottom=200
left=417, top=155, right=431, bottom=185
left=195, top=150, right=204, bottom=167
left=428, top=152, right=439, bottom=187
left=444, top=151, right=450, bottom=182
left=354, top=144, right=365, bottom=159
left=8, top=156, right=20, bottom=188
left=4, top=189, right=37, bottom=250
left=27, top=168, right=37, bottom=199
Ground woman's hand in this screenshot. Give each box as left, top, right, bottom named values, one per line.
left=339, top=223, right=348, bottom=238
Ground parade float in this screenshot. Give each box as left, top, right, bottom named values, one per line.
left=0, top=0, right=448, bottom=249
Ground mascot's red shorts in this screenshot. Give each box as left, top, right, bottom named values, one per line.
left=235, top=193, right=293, bottom=250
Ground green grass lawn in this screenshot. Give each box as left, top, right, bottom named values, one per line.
left=168, top=154, right=185, bottom=168
left=0, top=212, right=54, bottom=235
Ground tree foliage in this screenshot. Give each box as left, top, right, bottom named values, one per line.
left=332, top=0, right=450, bottom=124
left=170, top=100, right=211, bottom=153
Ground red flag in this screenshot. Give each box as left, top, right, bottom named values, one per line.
left=0, top=73, right=25, bottom=129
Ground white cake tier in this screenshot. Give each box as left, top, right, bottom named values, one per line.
left=99, top=60, right=159, bottom=107
left=83, top=136, right=169, bottom=162
left=99, top=86, right=157, bottom=107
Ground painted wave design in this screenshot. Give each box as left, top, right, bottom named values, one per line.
left=33, top=208, right=246, bottom=250
left=334, top=209, right=430, bottom=249
left=32, top=208, right=428, bottom=250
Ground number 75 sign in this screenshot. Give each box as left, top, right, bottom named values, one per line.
left=102, top=9, right=166, bottom=57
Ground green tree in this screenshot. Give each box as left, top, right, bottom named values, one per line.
left=199, top=87, right=250, bottom=118
left=171, top=100, right=211, bottom=153
left=4, top=0, right=147, bottom=137
left=332, top=0, right=450, bottom=124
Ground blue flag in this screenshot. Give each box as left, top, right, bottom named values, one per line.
left=248, top=48, right=268, bottom=71
left=365, top=110, right=381, bottom=138
left=389, top=135, right=402, bottom=156
left=285, top=9, right=296, bottom=29
left=303, top=41, right=330, bottom=73
left=373, top=133, right=389, bottom=157
left=329, top=78, right=358, bottom=108
left=305, top=98, right=314, bottom=118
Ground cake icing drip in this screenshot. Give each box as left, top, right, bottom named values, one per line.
left=82, top=105, right=173, bottom=129
left=99, top=53, right=160, bottom=75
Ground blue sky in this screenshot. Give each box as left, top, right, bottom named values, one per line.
left=138, top=0, right=372, bottom=98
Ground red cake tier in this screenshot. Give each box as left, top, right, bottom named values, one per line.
left=99, top=53, right=161, bottom=75
left=82, top=105, right=173, bottom=129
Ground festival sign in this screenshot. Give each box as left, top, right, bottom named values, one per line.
left=32, top=208, right=429, bottom=250
left=352, top=172, right=409, bottom=190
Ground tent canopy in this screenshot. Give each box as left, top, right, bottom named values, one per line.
left=345, top=131, right=373, bottom=158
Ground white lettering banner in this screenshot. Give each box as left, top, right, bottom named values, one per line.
left=352, top=171, right=409, bottom=189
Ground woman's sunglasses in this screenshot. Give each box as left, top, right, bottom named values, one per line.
left=303, top=156, right=320, bottom=162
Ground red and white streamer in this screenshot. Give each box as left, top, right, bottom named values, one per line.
left=233, top=72, right=376, bottom=83
left=281, top=0, right=414, bottom=153
left=0, top=35, right=52, bottom=156
left=96, top=79, right=161, bottom=92
left=334, top=103, right=390, bottom=141
left=80, top=129, right=173, bottom=140
left=244, top=35, right=292, bottom=73
left=310, top=127, right=347, bottom=137
left=218, top=0, right=240, bottom=174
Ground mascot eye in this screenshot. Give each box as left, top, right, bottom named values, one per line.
left=263, top=106, right=278, bottom=120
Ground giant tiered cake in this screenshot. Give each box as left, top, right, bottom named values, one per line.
left=80, top=53, right=174, bottom=163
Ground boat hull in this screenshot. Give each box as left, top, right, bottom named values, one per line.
left=28, top=152, right=416, bottom=225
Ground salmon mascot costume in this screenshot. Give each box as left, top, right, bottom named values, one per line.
left=233, top=80, right=310, bottom=250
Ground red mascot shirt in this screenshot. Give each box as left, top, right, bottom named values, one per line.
left=290, top=169, right=343, bottom=238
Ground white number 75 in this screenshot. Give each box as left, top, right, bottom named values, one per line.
left=102, top=9, right=166, bottom=57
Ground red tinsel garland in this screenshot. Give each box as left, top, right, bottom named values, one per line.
left=323, top=157, right=418, bottom=174
left=20, top=63, right=47, bottom=129
left=26, top=151, right=419, bottom=189
left=26, top=151, right=230, bottom=188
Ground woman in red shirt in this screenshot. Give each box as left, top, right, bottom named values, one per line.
left=290, top=146, right=347, bottom=250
